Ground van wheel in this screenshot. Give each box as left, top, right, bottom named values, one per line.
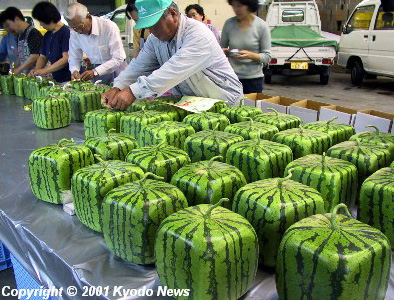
left=366, top=73, right=377, bottom=80
left=351, top=61, right=364, bottom=86
left=264, top=74, right=272, bottom=84
left=320, top=66, right=331, bottom=85
left=264, top=68, right=272, bottom=84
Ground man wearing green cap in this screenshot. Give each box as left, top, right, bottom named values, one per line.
left=102, top=0, right=243, bottom=110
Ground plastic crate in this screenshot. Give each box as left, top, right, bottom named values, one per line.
left=10, top=254, right=52, bottom=300
left=0, top=241, right=12, bottom=271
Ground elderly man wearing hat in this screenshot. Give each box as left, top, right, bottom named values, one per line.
left=103, top=0, right=243, bottom=110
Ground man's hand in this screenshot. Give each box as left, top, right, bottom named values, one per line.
left=101, top=87, right=121, bottom=109
left=81, top=70, right=94, bottom=81
left=109, top=87, right=135, bottom=111
left=72, top=71, right=81, bottom=80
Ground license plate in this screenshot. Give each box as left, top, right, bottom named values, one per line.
left=291, top=62, right=309, bottom=70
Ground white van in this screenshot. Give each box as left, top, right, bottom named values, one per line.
left=105, top=4, right=135, bottom=62
left=338, top=0, right=394, bottom=85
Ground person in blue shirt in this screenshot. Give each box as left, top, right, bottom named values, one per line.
left=29, top=2, right=71, bottom=83
left=0, top=33, right=18, bottom=65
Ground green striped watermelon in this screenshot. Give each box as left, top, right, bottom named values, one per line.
left=327, top=140, right=392, bottom=186
left=254, top=108, right=301, bottom=131
left=285, top=153, right=358, bottom=212
left=208, top=101, right=228, bottom=113
left=72, top=156, right=144, bottom=232
left=182, top=111, right=230, bottom=132
left=140, top=121, right=195, bottom=149
left=220, top=102, right=262, bottom=123
left=155, top=198, right=258, bottom=300
left=224, top=117, right=279, bottom=140
left=272, top=126, right=332, bottom=159
left=184, top=128, right=244, bottom=162
left=0, top=75, right=14, bottom=95
left=32, top=96, right=71, bottom=129
left=359, top=167, right=394, bottom=248
left=22, top=77, right=35, bottom=100
left=84, top=130, right=138, bottom=161
left=170, top=156, right=246, bottom=207
left=350, top=125, right=394, bottom=159
left=30, top=77, right=49, bottom=100
left=13, top=75, right=25, bottom=97
left=127, top=97, right=181, bottom=112
left=120, top=110, right=171, bottom=143
left=226, top=137, right=292, bottom=183
left=144, top=102, right=189, bottom=121
left=276, top=204, right=392, bottom=300
left=40, top=83, right=65, bottom=97
left=102, top=172, right=188, bottom=264
left=29, top=138, right=94, bottom=204
left=68, top=80, right=94, bottom=91
left=155, top=95, right=182, bottom=103
left=304, top=117, right=356, bottom=145
left=126, top=139, right=190, bottom=182
left=84, top=109, right=125, bottom=138
left=127, top=99, right=151, bottom=112
left=67, top=90, right=102, bottom=121
left=233, top=171, right=325, bottom=267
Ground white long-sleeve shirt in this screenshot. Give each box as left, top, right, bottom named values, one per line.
left=114, top=15, right=243, bottom=106
left=68, top=16, right=126, bottom=76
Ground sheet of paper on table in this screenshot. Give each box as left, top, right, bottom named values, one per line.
left=168, top=96, right=225, bottom=113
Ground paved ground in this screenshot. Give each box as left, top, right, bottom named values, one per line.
left=263, top=71, right=394, bottom=114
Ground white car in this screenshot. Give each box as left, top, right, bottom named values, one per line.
left=338, top=0, right=394, bottom=85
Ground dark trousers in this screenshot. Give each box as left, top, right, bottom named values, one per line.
left=239, top=77, right=264, bottom=94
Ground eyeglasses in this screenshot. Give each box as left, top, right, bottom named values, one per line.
left=71, top=23, right=85, bottom=32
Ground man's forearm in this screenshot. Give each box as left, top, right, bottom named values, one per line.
left=45, top=56, right=69, bottom=73
left=35, top=56, right=47, bottom=69
left=15, top=54, right=39, bottom=73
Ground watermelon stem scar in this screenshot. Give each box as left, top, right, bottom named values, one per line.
left=355, top=138, right=367, bottom=155
left=208, top=155, right=223, bottom=167
left=106, top=128, right=117, bottom=136
left=298, top=123, right=304, bottom=135
left=277, top=169, right=293, bottom=189
left=204, top=198, right=229, bottom=218
left=326, top=117, right=339, bottom=131
left=242, top=117, right=254, bottom=127
left=366, top=125, right=380, bottom=135
left=57, top=138, right=75, bottom=148
left=330, top=204, right=351, bottom=230
left=321, top=152, right=326, bottom=167
left=267, top=108, right=281, bottom=122
left=94, top=154, right=109, bottom=168
left=154, top=132, right=167, bottom=150
left=138, top=172, right=164, bottom=184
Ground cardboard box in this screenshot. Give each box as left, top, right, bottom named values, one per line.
left=260, top=96, right=301, bottom=114
left=319, top=106, right=358, bottom=125
left=244, top=93, right=279, bottom=108
left=288, top=100, right=335, bottom=124
left=353, top=110, right=394, bottom=133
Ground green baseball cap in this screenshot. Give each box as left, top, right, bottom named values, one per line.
left=134, top=0, right=173, bottom=30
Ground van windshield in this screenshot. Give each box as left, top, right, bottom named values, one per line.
left=282, top=9, right=305, bottom=22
